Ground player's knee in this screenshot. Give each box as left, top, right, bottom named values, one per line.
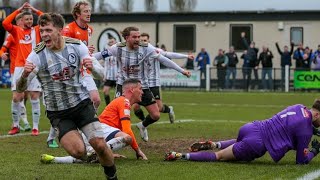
left=150, top=112, right=160, bottom=121
left=123, top=135, right=132, bottom=145
left=68, top=147, right=86, bottom=159
left=90, top=137, right=108, bottom=155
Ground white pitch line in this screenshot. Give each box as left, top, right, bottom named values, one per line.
left=297, top=169, right=320, bottom=180
left=0, top=131, right=49, bottom=139
left=0, top=119, right=246, bottom=139
left=169, top=102, right=284, bottom=108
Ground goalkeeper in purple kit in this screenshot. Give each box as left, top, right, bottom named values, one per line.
left=165, top=99, right=320, bottom=164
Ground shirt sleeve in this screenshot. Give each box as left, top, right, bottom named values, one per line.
left=161, top=50, right=188, bottom=59
left=2, top=9, right=19, bottom=33
left=118, top=98, right=139, bottom=151
left=295, top=135, right=314, bottom=164
left=157, top=54, right=184, bottom=73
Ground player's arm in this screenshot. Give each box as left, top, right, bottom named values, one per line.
left=16, top=51, right=39, bottom=93
left=295, top=136, right=317, bottom=164
left=2, top=10, right=20, bottom=32
left=157, top=54, right=191, bottom=77
left=157, top=48, right=190, bottom=59
left=92, top=44, right=118, bottom=60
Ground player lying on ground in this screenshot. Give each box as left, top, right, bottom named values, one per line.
left=165, top=100, right=320, bottom=164
left=41, top=78, right=148, bottom=164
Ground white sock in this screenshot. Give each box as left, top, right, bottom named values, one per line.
left=54, top=156, right=78, bottom=164
left=19, top=101, right=29, bottom=125
left=11, top=101, right=21, bottom=127
left=30, top=99, right=40, bottom=130
left=47, top=126, right=57, bottom=142
left=107, top=137, right=127, bottom=151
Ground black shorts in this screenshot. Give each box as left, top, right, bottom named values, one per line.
left=46, top=99, right=99, bottom=141
left=150, top=86, right=161, bottom=100
left=104, top=80, right=117, bottom=87
left=115, top=84, right=156, bottom=106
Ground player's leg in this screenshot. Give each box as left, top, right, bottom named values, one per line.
left=20, top=92, right=31, bottom=130
left=47, top=126, right=59, bottom=148
left=151, top=87, right=175, bottom=123
left=136, top=89, right=159, bottom=142
left=133, top=103, right=145, bottom=121
left=107, top=131, right=131, bottom=151
left=77, top=100, right=117, bottom=179
left=103, top=85, right=111, bottom=105
left=189, top=139, right=237, bottom=152
left=29, top=91, right=41, bottom=136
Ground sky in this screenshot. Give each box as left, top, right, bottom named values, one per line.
left=107, top=0, right=320, bottom=12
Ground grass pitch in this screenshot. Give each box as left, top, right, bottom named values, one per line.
left=0, top=89, right=320, bottom=179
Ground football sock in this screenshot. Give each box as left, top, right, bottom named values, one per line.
left=134, top=109, right=145, bottom=121
left=47, top=126, right=57, bottom=142
left=103, top=164, right=117, bottom=180
left=104, top=95, right=110, bottom=105
left=12, top=101, right=21, bottom=127
left=54, top=156, right=78, bottom=163
left=107, top=137, right=127, bottom=151
left=217, top=139, right=236, bottom=149
left=19, top=101, right=29, bottom=125
left=31, top=99, right=40, bottom=130
left=189, top=152, right=217, bottom=161
left=142, top=115, right=156, bottom=127
left=161, top=104, right=170, bottom=113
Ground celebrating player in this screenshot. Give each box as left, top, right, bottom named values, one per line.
left=133, top=32, right=194, bottom=123
left=40, top=78, right=148, bottom=164
left=165, top=100, right=320, bottom=164
left=16, top=13, right=117, bottom=180
left=93, top=26, right=191, bottom=142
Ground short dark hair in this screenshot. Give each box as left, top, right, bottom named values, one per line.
left=141, top=32, right=150, bottom=39
left=38, top=13, right=65, bottom=29
left=123, top=78, right=141, bottom=88
left=312, top=99, right=320, bottom=112
left=121, top=26, right=139, bottom=39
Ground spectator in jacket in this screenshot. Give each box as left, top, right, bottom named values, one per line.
left=196, top=48, right=211, bottom=87
left=214, top=49, right=228, bottom=90
left=293, top=43, right=305, bottom=70
left=225, top=46, right=238, bottom=89
left=241, top=32, right=259, bottom=89
left=185, top=51, right=195, bottom=70
left=275, top=42, right=294, bottom=90
left=241, top=50, right=251, bottom=90
left=311, top=45, right=320, bottom=71
left=258, top=46, right=274, bottom=90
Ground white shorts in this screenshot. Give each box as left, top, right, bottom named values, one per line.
left=100, top=123, right=121, bottom=140
left=11, top=67, right=42, bottom=92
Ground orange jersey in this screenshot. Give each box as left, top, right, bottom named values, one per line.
left=0, top=34, right=18, bottom=74
left=99, top=96, right=139, bottom=150
left=2, top=9, right=42, bottom=67
left=62, top=21, right=93, bottom=46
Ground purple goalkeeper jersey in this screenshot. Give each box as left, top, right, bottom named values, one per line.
left=253, top=104, right=314, bottom=164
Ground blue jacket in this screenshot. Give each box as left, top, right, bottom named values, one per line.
left=196, top=52, right=210, bottom=70
left=275, top=43, right=294, bottom=67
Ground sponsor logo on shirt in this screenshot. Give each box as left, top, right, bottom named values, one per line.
left=123, top=65, right=140, bottom=74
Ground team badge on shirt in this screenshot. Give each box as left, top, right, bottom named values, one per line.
left=137, top=52, right=143, bottom=60
left=24, top=34, right=31, bottom=41
left=68, top=53, right=77, bottom=64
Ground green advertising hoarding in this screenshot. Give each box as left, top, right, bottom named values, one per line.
left=294, top=71, right=320, bottom=88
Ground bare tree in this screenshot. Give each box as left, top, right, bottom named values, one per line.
left=170, top=0, right=197, bottom=12
left=145, top=0, right=157, bottom=12
left=120, top=0, right=133, bottom=12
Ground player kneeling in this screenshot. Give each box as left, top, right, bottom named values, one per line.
left=165, top=100, right=320, bottom=165
left=41, top=78, right=147, bottom=164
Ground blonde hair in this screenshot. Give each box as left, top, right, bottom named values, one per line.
left=72, top=1, right=91, bottom=20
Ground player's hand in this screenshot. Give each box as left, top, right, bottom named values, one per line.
left=313, top=126, right=320, bottom=136
left=88, top=45, right=95, bottom=55
left=136, top=149, right=148, bottom=160
left=113, top=153, right=127, bottom=159
left=311, top=139, right=320, bottom=155
left=18, top=2, right=29, bottom=11
left=22, top=61, right=35, bottom=78
left=82, top=58, right=93, bottom=71
left=1, top=53, right=9, bottom=61
left=188, top=54, right=195, bottom=60
left=182, top=70, right=191, bottom=78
